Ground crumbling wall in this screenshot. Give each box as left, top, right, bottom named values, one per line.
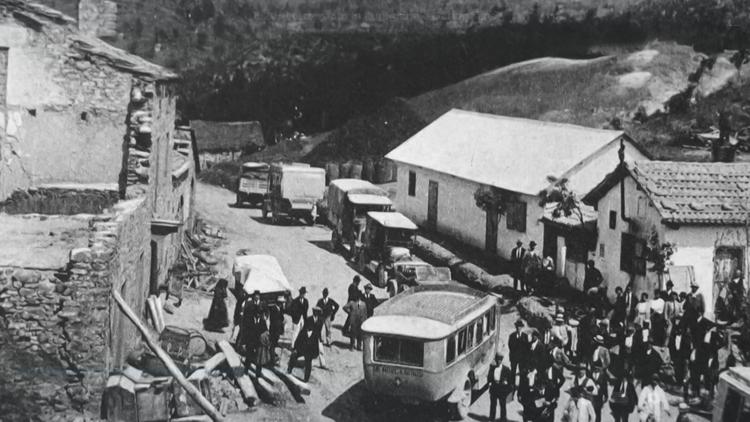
left=0, top=184, right=119, bottom=214
left=0, top=196, right=152, bottom=421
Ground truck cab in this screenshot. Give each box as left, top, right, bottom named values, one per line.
left=236, top=162, right=269, bottom=206
left=326, top=179, right=392, bottom=255
left=262, top=163, right=326, bottom=225
left=355, top=211, right=418, bottom=287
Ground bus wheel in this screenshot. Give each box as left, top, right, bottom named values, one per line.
left=448, top=380, right=471, bottom=420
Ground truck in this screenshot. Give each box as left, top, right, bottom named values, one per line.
left=262, top=163, right=326, bottom=225
left=326, top=179, right=392, bottom=256
left=232, top=254, right=293, bottom=307
left=354, top=211, right=418, bottom=287
left=713, top=366, right=750, bottom=422
left=236, top=162, right=269, bottom=206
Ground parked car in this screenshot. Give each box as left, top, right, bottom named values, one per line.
left=354, top=211, right=418, bottom=287
left=326, top=179, right=392, bottom=256
left=232, top=254, right=292, bottom=307
left=262, top=163, right=326, bottom=225
left=236, top=162, right=269, bottom=206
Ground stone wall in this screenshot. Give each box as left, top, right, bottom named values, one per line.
left=77, top=0, right=118, bottom=39
left=0, top=185, right=119, bottom=214
left=0, top=196, right=151, bottom=421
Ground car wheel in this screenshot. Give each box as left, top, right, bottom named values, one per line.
left=235, top=193, right=242, bottom=206
left=272, top=213, right=280, bottom=225
left=448, top=380, right=472, bottom=421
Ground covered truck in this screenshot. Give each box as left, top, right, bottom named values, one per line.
left=236, top=162, right=269, bottom=206
left=232, top=254, right=293, bottom=306
left=327, top=179, right=392, bottom=255
left=262, top=163, right=326, bottom=225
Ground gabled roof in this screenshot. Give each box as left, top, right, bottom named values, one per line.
left=585, top=161, right=750, bottom=225
left=2, top=1, right=177, bottom=81
left=385, top=109, right=627, bottom=195
left=191, top=120, right=265, bottom=152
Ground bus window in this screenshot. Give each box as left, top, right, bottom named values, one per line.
left=457, top=329, right=467, bottom=355
left=488, top=307, right=496, bottom=331
left=466, top=324, right=475, bottom=349
left=446, top=335, right=456, bottom=364
left=475, top=318, right=484, bottom=344
left=484, top=311, right=491, bottom=335
left=400, top=339, right=424, bottom=367
left=375, top=336, right=399, bottom=363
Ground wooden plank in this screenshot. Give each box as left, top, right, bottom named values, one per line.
left=147, top=296, right=164, bottom=333
left=201, top=352, right=226, bottom=373
left=247, top=371, right=282, bottom=405
left=246, top=363, right=279, bottom=386
left=217, top=340, right=258, bottom=405
left=270, top=367, right=311, bottom=396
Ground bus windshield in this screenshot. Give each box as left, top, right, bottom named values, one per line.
left=374, top=335, right=424, bottom=367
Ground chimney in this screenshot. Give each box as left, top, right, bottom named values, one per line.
left=77, top=0, right=118, bottom=39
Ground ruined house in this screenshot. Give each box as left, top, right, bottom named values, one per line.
left=191, top=119, right=265, bottom=169
left=0, top=1, right=194, bottom=420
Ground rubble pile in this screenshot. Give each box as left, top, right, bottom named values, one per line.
left=176, top=219, right=225, bottom=292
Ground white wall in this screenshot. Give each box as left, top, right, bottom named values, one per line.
left=394, top=163, right=546, bottom=260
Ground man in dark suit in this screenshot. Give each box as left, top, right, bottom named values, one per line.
left=268, top=299, right=285, bottom=361
left=316, top=287, right=339, bottom=346
left=510, top=240, right=526, bottom=292
left=288, top=286, right=309, bottom=346
left=612, top=287, right=627, bottom=326
left=362, top=283, right=379, bottom=317
left=669, top=325, right=691, bottom=386
left=244, top=307, right=268, bottom=378
left=623, top=284, right=637, bottom=322
left=288, top=307, right=323, bottom=382
left=590, top=364, right=609, bottom=422
left=488, top=352, right=513, bottom=422
left=508, top=319, right=527, bottom=388
left=347, top=275, right=362, bottom=302
left=542, top=362, right=565, bottom=402
left=525, top=330, right=545, bottom=373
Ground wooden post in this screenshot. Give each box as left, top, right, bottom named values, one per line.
left=112, top=289, right=226, bottom=422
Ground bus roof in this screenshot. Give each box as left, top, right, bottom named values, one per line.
left=363, top=284, right=495, bottom=339
left=367, top=211, right=417, bottom=230
left=348, top=194, right=392, bottom=206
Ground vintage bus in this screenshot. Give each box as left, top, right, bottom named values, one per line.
left=361, top=284, right=500, bottom=419
left=713, top=366, right=750, bottom=422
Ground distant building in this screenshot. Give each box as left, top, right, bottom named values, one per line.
left=0, top=2, right=194, bottom=418
left=191, top=120, right=265, bottom=169
left=583, top=161, right=750, bottom=316
left=385, top=109, right=648, bottom=271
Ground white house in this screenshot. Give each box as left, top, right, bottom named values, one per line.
left=583, top=160, right=750, bottom=317
left=385, top=109, right=648, bottom=271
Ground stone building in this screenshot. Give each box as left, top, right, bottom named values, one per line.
left=191, top=119, right=265, bottom=169
left=0, top=2, right=194, bottom=420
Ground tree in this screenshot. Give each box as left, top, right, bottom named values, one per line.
left=474, top=186, right=516, bottom=215
left=730, top=48, right=749, bottom=82
left=537, top=176, right=584, bottom=225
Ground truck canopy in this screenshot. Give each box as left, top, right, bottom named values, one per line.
left=367, top=211, right=418, bottom=230
left=232, top=255, right=293, bottom=295
left=327, top=179, right=390, bottom=224
left=241, top=162, right=269, bottom=171
left=275, top=166, right=326, bottom=201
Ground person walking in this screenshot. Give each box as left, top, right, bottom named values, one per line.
left=609, top=372, right=637, bottom=422
left=343, top=276, right=362, bottom=334
left=563, top=387, right=596, bottom=422
left=509, top=319, right=527, bottom=389
left=623, top=284, right=637, bottom=323
left=316, top=288, right=339, bottom=347
left=650, top=290, right=667, bottom=346
left=244, top=307, right=268, bottom=379
left=343, top=293, right=367, bottom=350
left=668, top=325, right=691, bottom=386
left=363, top=283, right=379, bottom=317
left=590, top=335, right=611, bottom=371
left=635, top=293, right=651, bottom=327
left=511, top=240, right=526, bottom=292
left=289, top=287, right=309, bottom=346
left=637, top=377, right=671, bottom=422
left=287, top=307, right=323, bottom=382
left=523, top=241, right=542, bottom=295
left=488, top=352, right=513, bottom=422
left=268, top=299, right=285, bottom=362
left=590, top=364, right=609, bottom=422
left=203, top=278, right=229, bottom=332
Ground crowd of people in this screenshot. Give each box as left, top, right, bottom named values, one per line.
left=486, top=272, right=739, bottom=422
left=203, top=274, right=378, bottom=383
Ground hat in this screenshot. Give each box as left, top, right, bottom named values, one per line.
left=678, top=403, right=689, bottom=412
left=364, top=284, right=373, bottom=291
left=322, top=287, right=329, bottom=295
left=529, top=241, right=537, bottom=247
left=568, top=319, right=579, bottom=327
left=313, top=306, right=322, bottom=314
left=516, top=239, right=523, bottom=246
left=515, top=319, right=525, bottom=328
left=495, top=351, right=504, bottom=360
left=353, top=275, right=361, bottom=283
left=594, top=335, right=604, bottom=343
left=690, top=282, right=699, bottom=289
left=555, top=314, right=564, bottom=322
left=299, top=286, right=307, bottom=294
left=277, top=296, right=286, bottom=303
left=252, top=290, right=261, bottom=297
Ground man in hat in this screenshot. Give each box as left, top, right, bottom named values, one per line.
left=590, top=335, right=610, bottom=371
left=623, top=284, right=637, bottom=323
left=573, top=365, right=596, bottom=393
left=612, top=286, right=627, bottom=327
left=524, top=329, right=545, bottom=373
left=288, top=304, right=323, bottom=382
left=543, top=359, right=565, bottom=403
left=638, top=376, right=671, bottom=422
left=289, top=286, right=309, bottom=346
left=316, top=287, right=339, bottom=347
left=551, top=314, right=570, bottom=352
left=347, top=275, right=362, bottom=303
left=590, top=363, right=609, bottom=422
left=243, top=304, right=269, bottom=378
left=508, top=319, right=527, bottom=388
left=682, top=283, right=704, bottom=337
left=668, top=324, right=691, bottom=386
left=518, top=365, right=542, bottom=422
left=511, top=240, right=526, bottom=293
left=583, top=260, right=604, bottom=296
left=363, top=283, right=379, bottom=318
left=637, top=343, right=663, bottom=387
left=268, top=298, right=285, bottom=362
left=522, top=241, right=542, bottom=295
left=564, top=386, right=596, bottom=422
left=488, top=352, right=513, bottom=422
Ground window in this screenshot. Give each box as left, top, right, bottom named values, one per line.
left=609, top=211, right=617, bottom=229
left=484, top=312, right=492, bottom=335
left=637, top=197, right=647, bottom=217
left=374, top=336, right=424, bottom=367
left=457, top=328, right=468, bottom=355
left=566, top=236, right=589, bottom=263
left=466, top=324, right=474, bottom=349
left=488, top=307, right=496, bottom=331
left=408, top=171, right=416, bottom=196
left=446, top=335, right=456, bottom=364
left=599, top=243, right=605, bottom=258
left=621, top=233, right=647, bottom=275
left=506, top=201, right=527, bottom=232
left=475, top=318, right=484, bottom=344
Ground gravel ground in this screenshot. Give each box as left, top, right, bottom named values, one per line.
left=165, top=182, right=707, bottom=422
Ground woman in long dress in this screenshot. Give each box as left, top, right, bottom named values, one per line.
left=204, top=278, right=229, bottom=332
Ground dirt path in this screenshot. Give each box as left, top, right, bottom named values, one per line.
left=171, top=182, right=702, bottom=422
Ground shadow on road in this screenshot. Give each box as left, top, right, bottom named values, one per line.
left=308, top=239, right=334, bottom=253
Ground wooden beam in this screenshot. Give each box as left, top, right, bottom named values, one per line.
left=217, top=340, right=258, bottom=405
left=112, top=289, right=225, bottom=422
left=201, top=352, right=227, bottom=373
left=270, top=367, right=311, bottom=396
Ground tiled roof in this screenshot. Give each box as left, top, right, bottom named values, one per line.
left=541, top=202, right=598, bottom=230
left=629, top=161, right=750, bottom=225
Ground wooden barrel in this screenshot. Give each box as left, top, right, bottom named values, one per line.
left=339, top=161, right=352, bottom=178
left=350, top=161, right=363, bottom=179
left=362, top=158, right=375, bottom=181
left=325, top=162, right=339, bottom=183
left=374, top=159, right=388, bottom=184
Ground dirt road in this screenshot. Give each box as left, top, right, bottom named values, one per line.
left=180, top=182, right=697, bottom=422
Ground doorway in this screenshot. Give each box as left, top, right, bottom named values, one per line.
left=485, top=210, right=498, bottom=254
left=427, top=180, right=438, bottom=230
left=150, top=240, right=159, bottom=295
